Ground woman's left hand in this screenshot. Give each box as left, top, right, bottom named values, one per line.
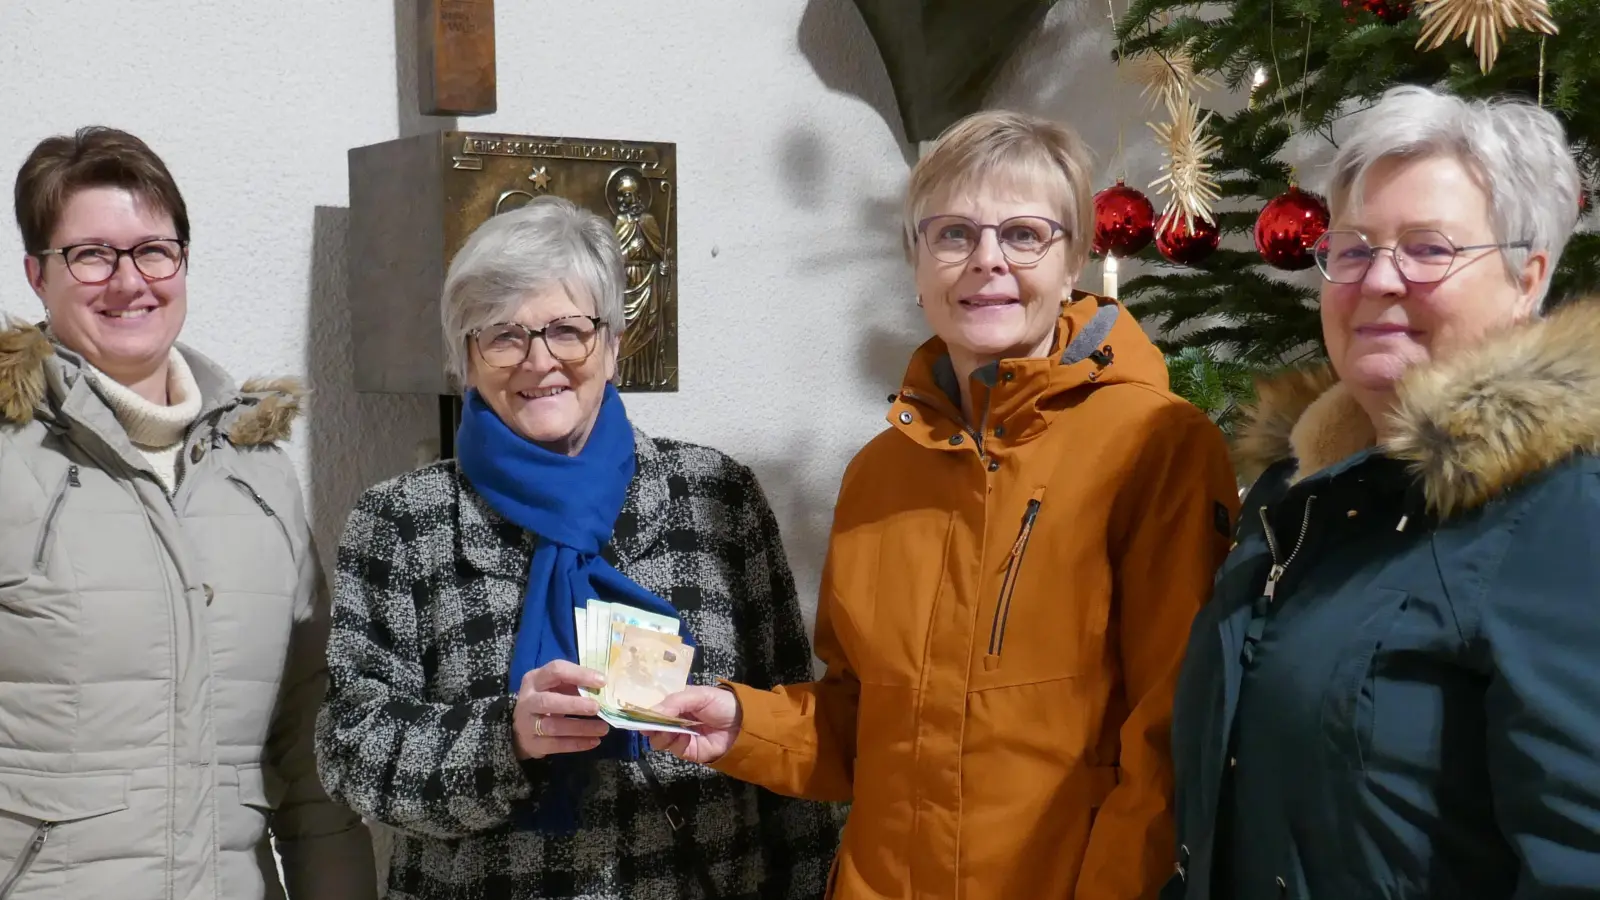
left=513, top=660, right=611, bottom=760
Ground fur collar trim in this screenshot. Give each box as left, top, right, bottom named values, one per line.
left=0, top=320, right=303, bottom=446
left=1232, top=300, right=1600, bottom=517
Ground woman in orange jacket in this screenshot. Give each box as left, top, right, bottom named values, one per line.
left=650, top=110, right=1239, bottom=899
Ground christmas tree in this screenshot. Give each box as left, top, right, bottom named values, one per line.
left=1104, top=0, right=1597, bottom=429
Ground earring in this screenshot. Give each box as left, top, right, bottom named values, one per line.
left=916, top=295, right=924, bottom=308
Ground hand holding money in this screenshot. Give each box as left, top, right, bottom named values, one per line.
left=513, top=660, right=611, bottom=760
left=646, top=686, right=742, bottom=763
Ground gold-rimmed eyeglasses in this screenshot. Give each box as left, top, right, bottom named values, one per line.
left=1311, top=229, right=1530, bottom=285
left=35, top=239, right=188, bottom=285
left=469, top=316, right=604, bottom=368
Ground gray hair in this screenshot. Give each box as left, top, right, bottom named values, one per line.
left=1324, top=84, right=1580, bottom=310
left=440, top=195, right=625, bottom=388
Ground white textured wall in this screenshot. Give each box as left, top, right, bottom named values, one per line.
left=0, top=0, right=923, bottom=632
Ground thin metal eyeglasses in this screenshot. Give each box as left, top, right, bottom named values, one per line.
left=469, top=315, right=604, bottom=368
left=35, top=239, right=188, bottom=285
left=1311, top=229, right=1531, bottom=284
left=916, top=214, right=1067, bottom=265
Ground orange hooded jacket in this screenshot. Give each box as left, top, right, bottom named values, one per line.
left=714, top=294, right=1239, bottom=899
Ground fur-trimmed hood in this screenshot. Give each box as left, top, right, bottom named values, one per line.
left=1233, top=299, right=1600, bottom=518
left=0, top=319, right=303, bottom=446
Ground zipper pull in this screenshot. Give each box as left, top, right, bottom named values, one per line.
left=1009, top=499, right=1041, bottom=556
left=230, top=477, right=277, bottom=517
left=67, top=465, right=81, bottom=488
left=1263, top=563, right=1286, bottom=600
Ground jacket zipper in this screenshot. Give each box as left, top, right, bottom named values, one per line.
left=31, top=465, right=81, bottom=572
left=1242, top=496, right=1315, bottom=665
left=44, top=402, right=225, bottom=887
left=1259, top=496, right=1316, bottom=598
left=0, top=821, right=52, bottom=900
left=227, top=476, right=294, bottom=556
left=987, top=498, right=1042, bottom=657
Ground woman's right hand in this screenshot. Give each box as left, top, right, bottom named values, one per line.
left=647, top=686, right=742, bottom=763
left=513, top=660, right=611, bottom=760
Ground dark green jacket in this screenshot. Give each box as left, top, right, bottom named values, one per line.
left=1167, top=300, right=1600, bottom=899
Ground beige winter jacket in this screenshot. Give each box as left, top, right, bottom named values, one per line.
left=0, top=321, right=376, bottom=900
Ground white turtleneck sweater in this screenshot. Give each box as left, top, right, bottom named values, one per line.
left=86, top=350, right=203, bottom=492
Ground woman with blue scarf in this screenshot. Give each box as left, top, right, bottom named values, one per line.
left=314, top=196, right=844, bottom=900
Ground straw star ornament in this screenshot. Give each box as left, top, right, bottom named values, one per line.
left=1149, top=96, right=1223, bottom=235
left=1415, top=0, right=1558, bottom=74
left=1123, top=46, right=1217, bottom=110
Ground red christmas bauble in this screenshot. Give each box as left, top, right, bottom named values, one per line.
left=1341, top=0, right=1409, bottom=23
left=1155, top=215, right=1220, bottom=265
left=1254, top=187, right=1331, bottom=270
left=1341, top=0, right=1410, bottom=24
left=1362, top=0, right=1410, bottom=23
left=1092, top=180, right=1156, bottom=258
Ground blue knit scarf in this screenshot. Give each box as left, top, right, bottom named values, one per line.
left=454, top=384, right=692, bottom=833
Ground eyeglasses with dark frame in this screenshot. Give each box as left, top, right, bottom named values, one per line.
left=35, top=239, right=189, bottom=285
left=1311, top=229, right=1531, bottom=285
left=916, top=214, right=1067, bottom=265
left=470, top=315, right=605, bottom=368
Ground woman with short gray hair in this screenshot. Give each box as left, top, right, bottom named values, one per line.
left=1166, top=84, right=1600, bottom=897
left=315, top=195, right=843, bottom=900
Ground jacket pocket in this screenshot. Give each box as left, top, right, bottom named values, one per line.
left=234, top=764, right=283, bottom=813
left=1077, top=762, right=1119, bottom=844
left=0, top=769, right=131, bottom=900
left=226, top=475, right=295, bottom=560
left=1321, top=588, right=1411, bottom=771
left=30, top=465, right=80, bottom=574
left=222, top=764, right=282, bottom=854
left=986, top=491, right=1044, bottom=663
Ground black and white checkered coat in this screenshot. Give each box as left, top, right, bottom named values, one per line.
left=314, top=429, right=845, bottom=900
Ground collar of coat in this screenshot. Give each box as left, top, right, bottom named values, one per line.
left=0, top=319, right=302, bottom=446
left=891, top=291, right=1172, bottom=445
left=1232, top=298, right=1600, bottom=519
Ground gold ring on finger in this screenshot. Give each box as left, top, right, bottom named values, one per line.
left=533, top=715, right=546, bottom=737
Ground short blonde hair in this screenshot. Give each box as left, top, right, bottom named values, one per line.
left=903, top=110, right=1095, bottom=273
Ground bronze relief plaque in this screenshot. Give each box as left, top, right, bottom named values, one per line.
left=445, top=133, right=679, bottom=392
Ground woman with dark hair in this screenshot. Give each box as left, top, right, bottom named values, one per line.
left=0, top=126, right=376, bottom=899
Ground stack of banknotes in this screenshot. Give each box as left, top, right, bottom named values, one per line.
left=574, top=600, right=701, bottom=735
